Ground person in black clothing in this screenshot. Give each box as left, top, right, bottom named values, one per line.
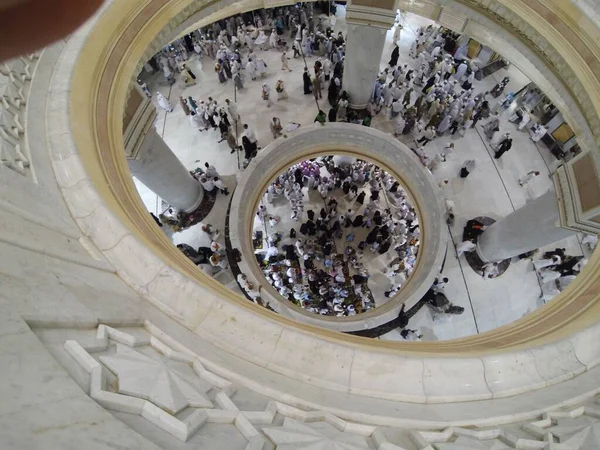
left=544, top=248, right=566, bottom=260
left=422, top=73, right=437, bottom=93
left=494, top=138, right=512, bottom=159
left=352, top=215, right=364, bottom=227
left=365, top=229, right=378, bottom=244
left=388, top=44, right=399, bottom=67
left=294, top=167, right=304, bottom=187
left=356, top=191, right=366, bottom=205
left=378, top=241, right=391, bottom=254
left=328, top=80, right=338, bottom=106
left=303, top=68, right=312, bottom=94
left=328, top=107, right=337, bottom=122
left=373, top=211, right=383, bottom=226
left=307, top=210, right=315, bottom=221
left=342, top=181, right=350, bottom=195
left=396, top=305, right=409, bottom=329
left=242, top=135, right=254, bottom=160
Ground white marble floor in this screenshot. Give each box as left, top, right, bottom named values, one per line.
left=133, top=8, right=587, bottom=341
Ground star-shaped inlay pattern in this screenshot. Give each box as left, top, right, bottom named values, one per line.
left=100, top=344, right=213, bottom=414
left=550, top=418, right=600, bottom=449
left=263, top=418, right=371, bottom=449
left=435, top=436, right=512, bottom=449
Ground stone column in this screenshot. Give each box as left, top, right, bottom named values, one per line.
left=128, top=129, right=203, bottom=212
left=344, top=6, right=395, bottom=110
left=476, top=190, right=576, bottom=262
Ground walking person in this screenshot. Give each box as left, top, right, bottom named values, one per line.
left=313, top=73, right=322, bottom=100
left=460, top=159, right=476, bottom=178
left=156, top=92, right=173, bottom=112
left=281, top=50, right=292, bottom=71
left=303, top=67, right=313, bottom=94
left=275, top=79, right=288, bottom=100
left=494, top=136, right=512, bottom=159
left=519, top=170, right=540, bottom=187
left=270, top=117, right=283, bottom=138
left=262, top=83, right=272, bottom=108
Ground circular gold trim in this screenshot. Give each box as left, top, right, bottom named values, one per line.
left=69, top=0, right=600, bottom=354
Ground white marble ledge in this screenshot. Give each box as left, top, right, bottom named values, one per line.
left=349, top=350, right=426, bottom=402
left=481, top=351, right=547, bottom=398
left=141, top=265, right=216, bottom=329
left=267, top=328, right=355, bottom=392
left=103, top=234, right=165, bottom=289
left=194, top=298, right=285, bottom=368
left=61, top=179, right=109, bottom=219
left=51, top=153, right=90, bottom=189
left=423, top=357, right=492, bottom=402
left=75, top=204, right=129, bottom=251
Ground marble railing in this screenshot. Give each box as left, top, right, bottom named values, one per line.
left=0, top=54, right=39, bottom=177
left=228, top=124, right=446, bottom=332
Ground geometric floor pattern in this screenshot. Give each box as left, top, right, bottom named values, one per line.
left=35, top=321, right=599, bottom=449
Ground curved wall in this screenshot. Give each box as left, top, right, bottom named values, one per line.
left=229, top=124, right=445, bottom=332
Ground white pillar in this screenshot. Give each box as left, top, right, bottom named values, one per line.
left=344, top=22, right=388, bottom=110
left=128, top=129, right=203, bottom=212
left=476, top=190, right=577, bottom=262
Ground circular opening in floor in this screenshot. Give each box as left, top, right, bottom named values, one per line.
left=251, top=154, right=420, bottom=316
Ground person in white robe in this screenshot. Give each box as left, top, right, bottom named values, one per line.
left=269, top=30, right=278, bottom=49
left=256, top=58, right=268, bottom=77
left=518, top=170, right=540, bottom=187
left=156, top=92, right=173, bottom=112
left=454, top=62, right=468, bottom=81
left=456, top=240, right=476, bottom=257
left=246, top=59, right=257, bottom=80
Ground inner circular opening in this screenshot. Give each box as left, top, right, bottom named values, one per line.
left=251, top=155, right=420, bottom=316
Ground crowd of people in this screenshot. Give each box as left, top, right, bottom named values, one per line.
left=248, top=156, right=420, bottom=316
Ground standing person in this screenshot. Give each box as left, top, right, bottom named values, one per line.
left=215, top=61, right=227, bottom=83
left=388, top=43, right=399, bottom=67
left=138, top=80, right=151, bottom=98
left=519, top=170, right=540, bottom=187
left=233, top=70, right=244, bottom=89
left=275, top=79, right=288, bottom=100
left=243, top=123, right=259, bottom=154
left=246, top=58, right=257, bottom=80
left=270, top=117, right=283, bottom=138
left=337, top=98, right=348, bottom=121
left=416, top=126, right=436, bottom=146
left=242, top=135, right=254, bottom=161
left=225, top=99, right=240, bottom=124
left=190, top=111, right=206, bottom=131
left=262, top=83, right=272, bottom=108
left=314, top=110, right=327, bottom=125
left=225, top=130, right=240, bottom=154
left=256, top=58, right=268, bottom=77
left=213, top=177, right=229, bottom=195
left=179, top=96, right=191, bottom=115
left=494, top=136, right=512, bottom=159
left=156, top=92, right=173, bottom=112
left=328, top=106, right=337, bottom=122
left=313, top=73, right=322, bottom=100
left=303, top=67, right=312, bottom=94
left=460, top=159, right=476, bottom=178
left=281, top=50, right=292, bottom=71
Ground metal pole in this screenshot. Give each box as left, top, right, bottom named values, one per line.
left=234, top=81, right=241, bottom=170
left=298, top=36, right=321, bottom=112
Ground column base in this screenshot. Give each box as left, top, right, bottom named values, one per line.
left=181, top=181, right=204, bottom=213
